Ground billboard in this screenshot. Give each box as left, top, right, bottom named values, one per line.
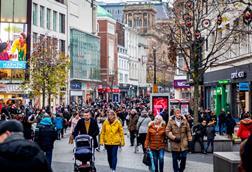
left=0, top=23, right=27, bottom=69
left=151, top=93, right=169, bottom=116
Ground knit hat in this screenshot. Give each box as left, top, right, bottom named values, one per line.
left=0, top=120, right=24, bottom=135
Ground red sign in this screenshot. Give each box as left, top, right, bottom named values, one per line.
left=98, top=87, right=120, bottom=93
left=152, top=96, right=169, bottom=116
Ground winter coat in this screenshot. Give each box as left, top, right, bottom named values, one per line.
left=237, top=118, right=252, bottom=140
left=206, top=125, right=215, bottom=140
left=192, top=123, right=206, bottom=137
left=0, top=133, right=52, bottom=172
left=128, top=114, right=139, bottom=132
left=137, top=115, right=151, bottom=134
left=226, top=116, right=236, bottom=135
left=53, top=116, right=63, bottom=130
left=74, top=118, right=99, bottom=148
left=36, top=117, right=57, bottom=151
left=100, top=119, right=125, bottom=146
left=166, top=116, right=192, bottom=152
left=144, top=121, right=166, bottom=150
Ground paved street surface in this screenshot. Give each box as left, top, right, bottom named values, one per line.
left=52, top=129, right=214, bottom=172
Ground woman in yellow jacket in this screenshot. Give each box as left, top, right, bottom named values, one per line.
left=100, top=110, right=125, bottom=172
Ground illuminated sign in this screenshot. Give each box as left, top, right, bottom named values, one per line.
left=151, top=94, right=169, bottom=116
left=0, top=61, right=26, bottom=69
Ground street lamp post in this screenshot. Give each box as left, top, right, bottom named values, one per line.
left=153, top=48, right=158, bottom=93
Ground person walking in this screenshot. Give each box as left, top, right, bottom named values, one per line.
left=191, top=120, right=207, bottom=153
left=53, top=113, right=64, bottom=140
left=68, top=112, right=80, bottom=144
left=128, top=109, right=139, bottom=146
left=166, top=109, right=192, bottom=172
left=74, top=109, right=99, bottom=148
left=0, top=120, right=52, bottom=172
left=35, top=114, right=57, bottom=167
left=226, top=112, right=236, bottom=139
left=218, top=109, right=226, bottom=135
left=204, top=121, right=216, bottom=153
left=145, top=115, right=166, bottom=172
left=137, top=109, right=151, bottom=153
left=237, top=113, right=252, bottom=141
left=100, top=110, right=125, bottom=172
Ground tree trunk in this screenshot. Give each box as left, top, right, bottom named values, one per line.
left=42, top=88, right=45, bottom=109
left=193, top=82, right=199, bottom=124
left=48, top=93, right=51, bottom=113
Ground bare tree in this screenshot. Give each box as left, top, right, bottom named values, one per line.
left=148, top=0, right=248, bottom=123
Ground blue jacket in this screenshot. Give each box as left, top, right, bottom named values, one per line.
left=53, top=117, right=63, bottom=129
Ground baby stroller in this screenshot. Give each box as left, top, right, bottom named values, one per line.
left=74, top=135, right=96, bottom=172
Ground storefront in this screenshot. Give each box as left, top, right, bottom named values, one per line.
left=204, top=63, right=252, bottom=116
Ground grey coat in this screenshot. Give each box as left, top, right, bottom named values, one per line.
left=137, top=115, right=152, bottom=134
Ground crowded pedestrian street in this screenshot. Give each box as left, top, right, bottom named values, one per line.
left=52, top=128, right=215, bottom=172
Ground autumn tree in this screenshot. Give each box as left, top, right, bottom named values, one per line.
left=152, top=0, right=250, bottom=123
left=24, top=36, right=70, bottom=108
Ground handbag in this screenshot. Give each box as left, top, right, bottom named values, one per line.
left=68, top=134, right=74, bottom=144
left=142, top=150, right=151, bottom=166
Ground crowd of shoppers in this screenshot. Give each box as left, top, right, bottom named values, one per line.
left=0, top=96, right=251, bottom=172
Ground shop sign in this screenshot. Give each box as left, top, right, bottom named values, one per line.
left=173, top=80, right=190, bottom=88
left=70, top=81, right=81, bottom=90
left=218, top=80, right=229, bottom=84
left=0, top=84, right=22, bottom=92
left=231, top=71, right=246, bottom=79
left=239, top=82, right=250, bottom=91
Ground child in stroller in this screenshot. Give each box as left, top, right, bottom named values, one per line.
left=74, top=134, right=96, bottom=172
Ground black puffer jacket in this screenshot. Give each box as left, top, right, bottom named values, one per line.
left=0, top=133, right=52, bottom=172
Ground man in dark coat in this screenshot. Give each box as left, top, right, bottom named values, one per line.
left=0, top=120, right=51, bottom=172
left=191, top=120, right=207, bottom=153
left=35, top=115, right=57, bottom=167
left=74, top=109, right=99, bottom=148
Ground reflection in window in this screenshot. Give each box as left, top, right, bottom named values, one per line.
left=40, top=6, right=45, bottom=28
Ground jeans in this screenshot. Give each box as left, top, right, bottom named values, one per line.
left=151, top=149, right=165, bottom=172
left=205, top=138, right=214, bottom=153
left=45, top=150, right=53, bottom=166
left=130, top=131, right=136, bottom=146
left=138, top=133, right=147, bottom=152
left=219, top=123, right=224, bottom=135
left=192, top=136, right=204, bottom=152
left=172, top=151, right=187, bottom=172
left=57, top=129, right=61, bottom=140
left=105, top=145, right=118, bottom=170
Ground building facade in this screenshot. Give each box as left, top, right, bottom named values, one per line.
left=125, top=26, right=148, bottom=97
left=68, top=0, right=99, bottom=105
left=97, top=6, right=119, bottom=101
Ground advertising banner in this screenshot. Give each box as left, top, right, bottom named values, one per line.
left=0, top=23, right=27, bottom=69
left=181, top=104, right=189, bottom=115
left=150, top=93, right=169, bottom=116
left=173, top=80, right=190, bottom=88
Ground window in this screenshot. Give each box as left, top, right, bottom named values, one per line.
left=59, top=13, right=65, bottom=33
left=32, top=3, right=38, bottom=26
left=119, top=73, right=123, bottom=82
left=47, top=8, right=51, bottom=30
left=125, top=74, right=128, bottom=83
left=40, top=6, right=45, bottom=28
left=55, top=0, right=64, bottom=4
left=53, top=11, right=57, bottom=31
left=33, top=32, right=38, bottom=44
left=59, top=39, right=65, bottom=52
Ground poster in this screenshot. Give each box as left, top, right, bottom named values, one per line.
left=0, top=23, right=27, bottom=69
left=181, top=104, right=189, bottom=115
left=152, top=95, right=169, bottom=116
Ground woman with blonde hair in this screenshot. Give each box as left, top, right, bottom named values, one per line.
left=100, top=110, right=125, bottom=172
left=145, top=115, right=166, bottom=172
